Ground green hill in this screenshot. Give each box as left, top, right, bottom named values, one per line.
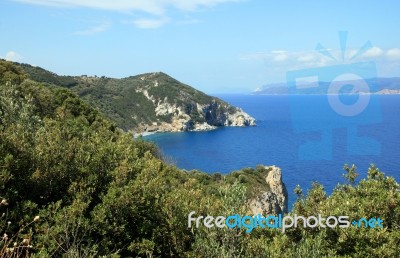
left=0, top=60, right=399, bottom=257
left=15, top=61, right=255, bottom=132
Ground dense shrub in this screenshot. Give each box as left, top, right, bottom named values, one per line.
left=0, top=61, right=399, bottom=257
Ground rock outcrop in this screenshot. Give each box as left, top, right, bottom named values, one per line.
left=249, top=166, right=288, bottom=215
left=202, top=101, right=256, bottom=127
left=138, top=98, right=256, bottom=133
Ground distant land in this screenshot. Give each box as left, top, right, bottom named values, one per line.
left=253, top=77, right=400, bottom=95
left=4, top=60, right=256, bottom=134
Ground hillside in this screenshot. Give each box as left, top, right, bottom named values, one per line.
left=1, top=60, right=399, bottom=257
left=15, top=61, right=256, bottom=132
left=254, top=77, right=400, bottom=95
left=0, top=59, right=279, bottom=257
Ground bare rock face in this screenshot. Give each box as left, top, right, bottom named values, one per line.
left=225, top=109, right=257, bottom=127
left=201, top=101, right=256, bottom=128
left=249, top=166, right=288, bottom=215
left=140, top=100, right=256, bottom=133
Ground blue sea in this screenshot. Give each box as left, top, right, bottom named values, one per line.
left=145, top=95, right=400, bottom=209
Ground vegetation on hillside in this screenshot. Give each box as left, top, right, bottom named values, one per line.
left=0, top=60, right=399, bottom=257
left=14, top=61, right=239, bottom=131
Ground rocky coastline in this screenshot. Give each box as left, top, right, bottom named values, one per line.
left=133, top=101, right=256, bottom=135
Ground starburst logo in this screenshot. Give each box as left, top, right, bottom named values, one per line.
left=316, top=31, right=374, bottom=63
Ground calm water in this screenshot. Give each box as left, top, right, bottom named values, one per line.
left=145, top=95, right=400, bottom=209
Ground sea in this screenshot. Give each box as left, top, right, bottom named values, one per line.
left=145, top=95, right=400, bottom=209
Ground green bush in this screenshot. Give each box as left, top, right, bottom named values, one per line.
left=0, top=61, right=399, bottom=257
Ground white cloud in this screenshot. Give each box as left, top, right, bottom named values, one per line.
left=14, top=0, right=166, bottom=15
left=167, top=0, right=241, bottom=12
left=271, top=50, right=286, bottom=54
left=13, top=0, right=241, bottom=16
left=238, top=52, right=269, bottom=61
left=297, top=54, right=315, bottom=62
left=242, top=45, right=399, bottom=69
left=4, top=51, right=23, bottom=62
left=14, top=0, right=241, bottom=29
left=269, top=50, right=287, bottom=62
left=347, top=49, right=357, bottom=59
left=241, top=48, right=379, bottom=71
left=242, top=46, right=400, bottom=85
left=386, top=48, right=400, bottom=60
left=273, top=53, right=288, bottom=62
left=132, top=17, right=170, bottom=29
left=74, top=20, right=111, bottom=35
left=361, top=46, right=383, bottom=58
left=177, top=18, right=202, bottom=25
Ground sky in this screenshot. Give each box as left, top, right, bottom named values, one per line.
left=1, top=0, right=400, bottom=93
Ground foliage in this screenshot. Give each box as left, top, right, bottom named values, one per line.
left=0, top=60, right=27, bottom=85
left=0, top=61, right=399, bottom=257
left=17, top=62, right=78, bottom=88
left=14, top=62, right=238, bottom=131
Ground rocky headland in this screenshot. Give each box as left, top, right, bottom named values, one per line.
left=249, top=166, right=288, bottom=215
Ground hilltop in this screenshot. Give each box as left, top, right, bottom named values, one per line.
left=14, top=61, right=255, bottom=133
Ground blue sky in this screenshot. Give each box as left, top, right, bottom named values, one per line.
left=1, top=0, right=399, bottom=93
